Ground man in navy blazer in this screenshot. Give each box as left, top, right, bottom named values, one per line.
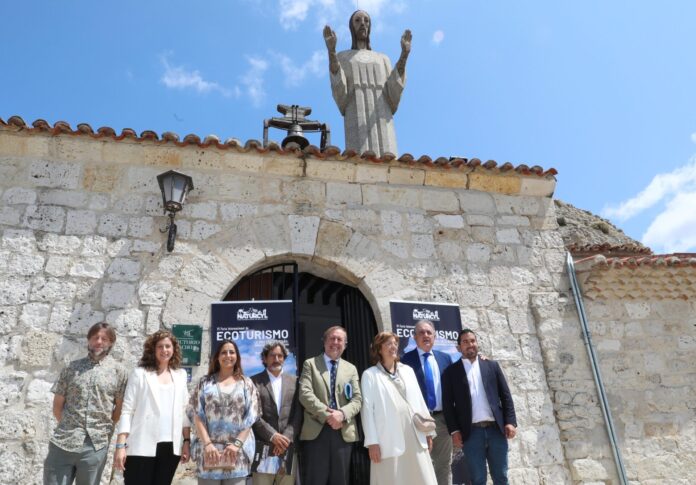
left=401, top=319, right=455, bottom=485
left=442, top=329, right=517, bottom=485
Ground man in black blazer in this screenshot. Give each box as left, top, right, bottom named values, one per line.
left=401, top=319, right=455, bottom=485
left=251, top=341, right=302, bottom=485
left=442, top=329, right=517, bottom=485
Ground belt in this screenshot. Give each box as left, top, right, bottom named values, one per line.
left=430, top=411, right=442, bottom=416
left=472, top=421, right=495, bottom=428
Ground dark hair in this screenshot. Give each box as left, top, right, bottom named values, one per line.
left=349, top=10, right=371, bottom=50
left=208, top=339, right=243, bottom=378
left=87, top=322, right=116, bottom=344
left=260, top=341, right=288, bottom=367
left=138, top=330, right=182, bottom=371
left=370, top=331, right=400, bottom=365
left=457, top=328, right=477, bottom=345
left=323, top=325, right=347, bottom=343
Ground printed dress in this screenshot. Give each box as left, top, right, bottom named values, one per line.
left=187, top=374, right=261, bottom=481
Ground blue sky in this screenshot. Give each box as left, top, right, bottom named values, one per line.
left=3, top=0, right=696, bottom=254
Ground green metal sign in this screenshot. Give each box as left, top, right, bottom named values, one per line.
left=172, top=324, right=202, bottom=366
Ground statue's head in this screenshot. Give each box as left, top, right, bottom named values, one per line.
left=349, top=10, right=371, bottom=50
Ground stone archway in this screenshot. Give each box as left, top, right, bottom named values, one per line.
left=223, top=261, right=378, bottom=375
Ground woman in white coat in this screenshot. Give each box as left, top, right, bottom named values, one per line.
left=361, top=331, right=438, bottom=485
left=113, top=330, right=191, bottom=485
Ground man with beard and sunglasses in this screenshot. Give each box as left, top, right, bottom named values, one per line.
left=44, top=322, right=128, bottom=485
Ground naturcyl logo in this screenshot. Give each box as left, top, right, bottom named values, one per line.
left=412, top=308, right=440, bottom=321
left=237, top=308, right=269, bottom=320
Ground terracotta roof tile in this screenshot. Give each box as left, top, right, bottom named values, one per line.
left=0, top=115, right=559, bottom=176
left=576, top=254, right=696, bottom=269
left=574, top=253, right=696, bottom=300
left=567, top=242, right=652, bottom=257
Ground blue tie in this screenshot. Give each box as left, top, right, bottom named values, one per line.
left=423, top=352, right=436, bottom=410
left=330, top=360, right=338, bottom=409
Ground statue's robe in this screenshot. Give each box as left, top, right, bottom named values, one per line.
left=330, top=49, right=405, bottom=156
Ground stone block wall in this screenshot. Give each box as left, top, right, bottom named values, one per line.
left=539, top=258, right=696, bottom=484
left=0, top=123, right=570, bottom=483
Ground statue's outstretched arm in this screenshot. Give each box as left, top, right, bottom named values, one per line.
left=324, top=25, right=340, bottom=75
left=325, top=24, right=348, bottom=114
left=395, top=29, right=411, bottom=79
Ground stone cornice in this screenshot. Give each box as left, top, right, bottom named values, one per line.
left=0, top=116, right=557, bottom=197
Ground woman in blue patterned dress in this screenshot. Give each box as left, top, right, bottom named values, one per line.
left=187, top=339, right=261, bottom=485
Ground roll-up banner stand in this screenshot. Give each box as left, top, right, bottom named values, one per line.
left=210, top=300, right=297, bottom=377
left=389, top=299, right=462, bottom=362
left=389, top=299, right=470, bottom=485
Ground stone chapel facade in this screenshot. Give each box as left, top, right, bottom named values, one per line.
left=0, top=116, right=693, bottom=484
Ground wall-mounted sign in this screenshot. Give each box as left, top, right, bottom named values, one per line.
left=172, top=324, right=203, bottom=366
left=210, top=300, right=296, bottom=377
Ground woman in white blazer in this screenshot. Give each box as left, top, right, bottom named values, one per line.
left=361, top=331, right=437, bottom=485
left=113, top=330, right=191, bottom=485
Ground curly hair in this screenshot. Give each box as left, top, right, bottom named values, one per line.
left=260, top=341, right=288, bottom=367
left=370, top=331, right=400, bottom=365
left=138, top=330, right=182, bottom=371
left=208, top=339, right=244, bottom=378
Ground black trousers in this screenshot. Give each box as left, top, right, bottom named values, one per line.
left=123, top=441, right=180, bottom=485
left=301, top=426, right=352, bottom=485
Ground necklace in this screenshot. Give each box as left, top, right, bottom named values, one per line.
left=379, top=362, right=398, bottom=380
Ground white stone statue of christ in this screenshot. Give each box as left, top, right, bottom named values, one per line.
left=324, top=10, right=412, bottom=156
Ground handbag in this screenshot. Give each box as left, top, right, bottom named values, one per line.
left=381, top=365, right=437, bottom=434
left=412, top=411, right=437, bottom=433
left=201, top=442, right=237, bottom=470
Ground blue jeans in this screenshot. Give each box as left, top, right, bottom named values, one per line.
left=463, top=425, right=509, bottom=485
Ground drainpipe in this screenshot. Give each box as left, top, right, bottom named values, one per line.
left=565, top=252, right=629, bottom=485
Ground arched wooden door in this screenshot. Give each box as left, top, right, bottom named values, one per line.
left=224, top=263, right=377, bottom=484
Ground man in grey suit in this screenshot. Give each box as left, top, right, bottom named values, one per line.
left=252, top=341, right=302, bottom=485
left=401, top=319, right=456, bottom=485
left=299, top=326, right=362, bottom=485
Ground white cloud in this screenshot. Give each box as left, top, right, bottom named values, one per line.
left=276, top=0, right=404, bottom=30
left=691, top=132, right=696, bottom=144
left=240, top=56, right=269, bottom=106
left=279, top=0, right=311, bottom=27
left=602, top=158, right=696, bottom=253
left=601, top=158, right=696, bottom=221
left=274, top=50, right=326, bottom=87
left=160, top=56, right=232, bottom=97
left=432, top=29, right=444, bottom=45
left=642, top=192, right=696, bottom=253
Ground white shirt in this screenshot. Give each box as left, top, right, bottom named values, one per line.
left=417, top=347, right=442, bottom=411
left=323, top=353, right=340, bottom=372
left=463, top=356, right=495, bottom=423
left=267, top=369, right=283, bottom=415
left=158, top=381, right=175, bottom=442
left=257, top=370, right=285, bottom=475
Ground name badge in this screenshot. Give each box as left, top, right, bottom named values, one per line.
left=344, top=383, right=353, bottom=400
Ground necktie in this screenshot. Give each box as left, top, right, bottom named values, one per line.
left=423, top=352, right=437, bottom=410
left=330, top=360, right=338, bottom=409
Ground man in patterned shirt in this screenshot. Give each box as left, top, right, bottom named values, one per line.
left=44, top=322, right=128, bottom=485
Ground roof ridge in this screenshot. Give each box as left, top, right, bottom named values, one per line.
left=0, top=115, right=558, bottom=177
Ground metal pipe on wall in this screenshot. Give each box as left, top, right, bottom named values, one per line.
left=565, top=252, right=629, bottom=485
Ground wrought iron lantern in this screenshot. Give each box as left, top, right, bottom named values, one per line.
left=157, top=170, right=194, bottom=252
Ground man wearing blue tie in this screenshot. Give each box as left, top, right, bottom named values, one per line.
left=401, top=319, right=454, bottom=485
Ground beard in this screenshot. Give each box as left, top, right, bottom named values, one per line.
left=88, top=344, right=112, bottom=360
